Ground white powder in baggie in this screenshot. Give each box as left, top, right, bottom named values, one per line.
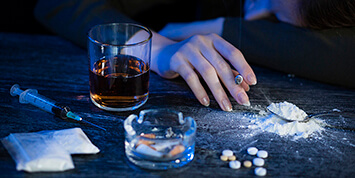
left=248, top=102, right=324, bottom=139
left=1, top=128, right=100, bottom=172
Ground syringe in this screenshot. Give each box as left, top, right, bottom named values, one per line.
left=10, top=84, right=106, bottom=131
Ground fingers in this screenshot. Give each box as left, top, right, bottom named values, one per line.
left=232, top=70, right=250, bottom=92
left=180, top=41, right=233, bottom=111
left=195, top=35, right=251, bottom=106
left=211, top=34, right=257, bottom=86
left=165, top=33, right=257, bottom=111
left=170, top=53, right=210, bottom=107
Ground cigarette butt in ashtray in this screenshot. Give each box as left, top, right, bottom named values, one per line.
left=136, top=133, right=156, bottom=148
left=134, top=133, right=185, bottom=158
left=168, top=145, right=185, bottom=157
left=136, top=139, right=156, bottom=149
left=136, top=144, right=163, bottom=157
left=140, top=133, right=156, bottom=138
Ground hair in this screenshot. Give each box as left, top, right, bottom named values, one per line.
left=299, top=0, right=355, bottom=29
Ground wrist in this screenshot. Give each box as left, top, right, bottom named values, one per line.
left=210, top=17, right=225, bottom=36
left=191, top=17, right=225, bottom=36
left=151, top=32, right=179, bottom=79
left=151, top=32, right=175, bottom=55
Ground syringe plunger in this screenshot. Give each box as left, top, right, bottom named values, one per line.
left=10, top=84, right=106, bottom=131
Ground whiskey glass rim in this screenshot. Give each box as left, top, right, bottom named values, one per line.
left=87, top=23, right=152, bottom=47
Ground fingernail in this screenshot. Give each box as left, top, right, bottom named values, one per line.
left=201, top=97, right=210, bottom=107
left=245, top=85, right=250, bottom=92
left=247, top=74, right=257, bottom=85
left=222, top=99, right=233, bottom=112
left=238, top=92, right=250, bottom=106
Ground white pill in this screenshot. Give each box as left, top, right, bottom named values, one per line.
left=247, top=147, right=258, bottom=155
left=222, top=149, right=234, bottom=157
left=229, top=160, right=241, bottom=169
left=253, top=158, right=265, bottom=166
left=257, top=150, right=268, bottom=158
left=255, top=167, right=267, bottom=176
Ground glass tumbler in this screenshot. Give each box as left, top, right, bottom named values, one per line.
left=124, top=109, right=197, bottom=170
left=87, top=23, right=152, bottom=111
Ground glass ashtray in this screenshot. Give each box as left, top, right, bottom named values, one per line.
left=124, top=109, right=196, bottom=170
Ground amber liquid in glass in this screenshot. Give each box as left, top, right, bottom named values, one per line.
left=89, top=55, right=150, bottom=110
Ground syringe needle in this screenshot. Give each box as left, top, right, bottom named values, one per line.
left=66, top=111, right=106, bottom=131
left=81, top=119, right=107, bottom=131
left=66, top=111, right=82, bottom=121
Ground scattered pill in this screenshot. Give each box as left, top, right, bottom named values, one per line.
left=222, top=149, right=234, bottom=157
left=220, top=155, right=228, bottom=161
left=255, top=167, right=267, bottom=176
left=247, top=147, right=258, bottom=155
left=253, top=158, right=265, bottom=166
left=243, top=160, right=252, bottom=168
left=228, top=155, right=236, bottom=161
left=257, top=150, right=268, bottom=158
left=229, top=160, right=241, bottom=169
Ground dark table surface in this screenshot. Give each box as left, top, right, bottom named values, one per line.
left=0, top=32, right=354, bottom=177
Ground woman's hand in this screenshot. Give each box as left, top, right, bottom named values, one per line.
left=151, top=32, right=257, bottom=111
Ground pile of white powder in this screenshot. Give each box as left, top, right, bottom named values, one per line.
left=247, top=101, right=324, bottom=139
left=267, top=101, right=308, bottom=121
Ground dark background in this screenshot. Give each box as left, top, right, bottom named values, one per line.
left=0, top=0, right=244, bottom=34
left=0, top=0, right=50, bottom=34
left=1, top=1, right=355, bottom=177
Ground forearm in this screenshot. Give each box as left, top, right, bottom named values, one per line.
left=34, top=0, right=136, bottom=48
left=34, top=0, right=177, bottom=79
left=159, top=17, right=225, bottom=41
left=223, top=17, right=355, bottom=88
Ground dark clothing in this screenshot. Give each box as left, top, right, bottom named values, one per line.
left=34, top=0, right=355, bottom=88
left=224, top=18, right=355, bottom=88
left=34, top=0, right=242, bottom=46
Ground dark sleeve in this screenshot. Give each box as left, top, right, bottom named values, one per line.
left=222, top=17, right=355, bottom=88
left=34, top=0, right=137, bottom=48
